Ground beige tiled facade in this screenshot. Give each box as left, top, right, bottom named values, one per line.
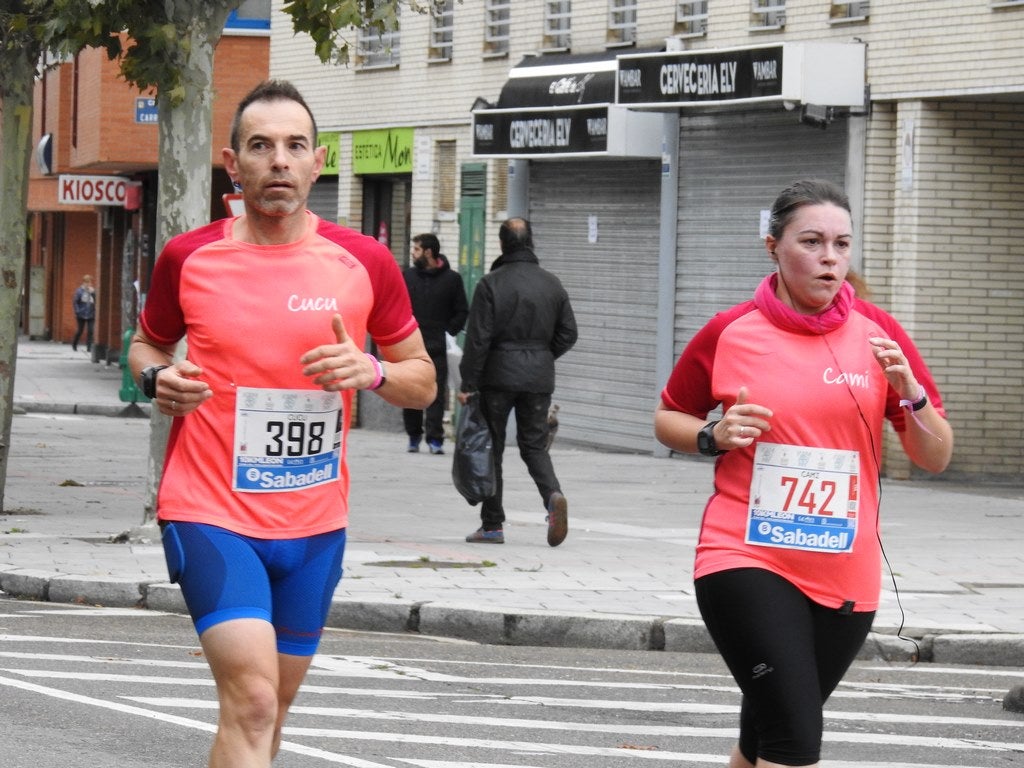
left=272, top=1, right=1024, bottom=480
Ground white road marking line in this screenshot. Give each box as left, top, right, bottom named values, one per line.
left=0, top=633, right=194, bottom=650
left=282, top=728, right=721, bottom=762
left=391, top=761, right=549, bottom=768
left=3, top=669, right=483, bottom=699
left=4, top=644, right=1019, bottom=762
left=391, top=762, right=995, bottom=768
left=0, top=651, right=207, bottom=669
left=122, top=698, right=1023, bottom=754
left=860, top=664, right=1024, bottom=680
left=8, top=667, right=1022, bottom=731
left=0, top=674, right=397, bottom=767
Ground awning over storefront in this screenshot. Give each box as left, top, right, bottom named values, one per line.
left=472, top=42, right=865, bottom=158
left=616, top=42, right=866, bottom=110
left=471, top=52, right=662, bottom=159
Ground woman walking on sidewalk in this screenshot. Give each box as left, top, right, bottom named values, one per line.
left=71, top=274, right=95, bottom=353
left=654, top=179, right=952, bottom=768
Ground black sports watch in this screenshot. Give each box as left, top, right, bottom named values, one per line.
left=139, top=364, right=170, bottom=399
left=697, top=420, right=726, bottom=456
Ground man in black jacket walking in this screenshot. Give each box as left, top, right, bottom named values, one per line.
left=403, top=234, right=468, bottom=453
left=458, top=218, right=578, bottom=547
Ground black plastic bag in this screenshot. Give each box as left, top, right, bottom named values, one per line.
left=452, top=394, right=496, bottom=505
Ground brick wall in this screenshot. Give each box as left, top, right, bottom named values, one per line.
left=880, top=100, right=1024, bottom=479
left=68, top=33, right=267, bottom=170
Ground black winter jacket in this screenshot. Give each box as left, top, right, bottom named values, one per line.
left=402, top=254, right=468, bottom=357
left=459, top=247, right=577, bottom=394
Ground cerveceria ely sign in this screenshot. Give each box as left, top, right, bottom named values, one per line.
left=616, top=46, right=785, bottom=107
left=58, top=174, right=131, bottom=206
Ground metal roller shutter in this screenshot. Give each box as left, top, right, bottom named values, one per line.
left=675, top=109, right=849, bottom=348
left=308, top=178, right=339, bottom=224
left=529, top=158, right=661, bottom=452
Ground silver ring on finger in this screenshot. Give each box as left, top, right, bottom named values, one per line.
left=171, top=400, right=178, bottom=411
left=739, top=426, right=746, bottom=438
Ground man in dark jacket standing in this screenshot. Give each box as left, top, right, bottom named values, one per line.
left=403, top=233, right=468, bottom=453
left=458, top=218, right=578, bottom=547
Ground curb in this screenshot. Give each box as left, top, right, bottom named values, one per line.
left=3, top=566, right=1023, bottom=667
left=13, top=400, right=152, bottom=418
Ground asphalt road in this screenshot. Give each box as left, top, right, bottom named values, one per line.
left=0, top=596, right=1021, bottom=768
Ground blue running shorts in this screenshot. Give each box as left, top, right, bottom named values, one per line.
left=161, top=521, right=346, bottom=656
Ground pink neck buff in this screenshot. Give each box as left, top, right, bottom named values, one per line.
left=753, top=273, right=854, bottom=335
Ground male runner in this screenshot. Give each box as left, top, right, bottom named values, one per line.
left=129, top=80, right=435, bottom=767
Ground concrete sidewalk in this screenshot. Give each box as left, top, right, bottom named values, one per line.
left=3, top=338, right=1024, bottom=666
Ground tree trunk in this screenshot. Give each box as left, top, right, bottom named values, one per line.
left=142, top=5, right=230, bottom=524
left=0, top=54, right=39, bottom=511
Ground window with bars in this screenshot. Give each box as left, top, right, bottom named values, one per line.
left=429, top=0, right=454, bottom=62
left=484, top=0, right=511, bottom=57
left=829, top=0, right=868, bottom=21
left=543, top=1, right=572, bottom=52
left=358, top=22, right=400, bottom=68
left=750, top=0, right=785, bottom=30
left=493, top=159, right=509, bottom=218
left=608, top=0, right=637, bottom=47
left=676, top=1, right=708, bottom=37
left=436, top=141, right=457, bottom=214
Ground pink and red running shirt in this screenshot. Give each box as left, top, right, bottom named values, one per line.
left=661, top=292, right=946, bottom=612
left=140, top=213, right=418, bottom=538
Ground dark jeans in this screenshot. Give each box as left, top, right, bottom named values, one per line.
left=403, top=352, right=448, bottom=444
left=478, top=389, right=560, bottom=530
left=72, top=317, right=94, bottom=351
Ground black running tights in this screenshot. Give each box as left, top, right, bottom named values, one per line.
left=695, top=568, right=875, bottom=766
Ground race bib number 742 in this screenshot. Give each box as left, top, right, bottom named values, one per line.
left=746, top=442, right=860, bottom=554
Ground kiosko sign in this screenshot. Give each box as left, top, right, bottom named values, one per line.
left=57, top=174, right=130, bottom=206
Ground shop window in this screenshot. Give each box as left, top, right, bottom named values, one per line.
left=436, top=141, right=457, bottom=215
left=358, top=11, right=400, bottom=69
left=608, top=0, right=637, bottom=47
left=675, top=1, right=708, bottom=38
left=829, top=1, right=869, bottom=22
left=484, top=0, right=511, bottom=58
left=429, top=0, right=454, bottom=62
left=543, top=1, right=572, bottom=52
left=750, top=0, right=785, bottom=30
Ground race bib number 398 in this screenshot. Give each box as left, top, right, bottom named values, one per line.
left=232, top=387, right=342, bottom=493
left=746, top=442, right=859, bottom=554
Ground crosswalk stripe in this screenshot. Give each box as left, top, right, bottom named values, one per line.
left=13, top=667, right=1024, bottom=732
left=121, top=698, right=1022, bottom=753
left=0, top=673, right=395, bottom=767
left=3, top=637, right=1019, bottom=767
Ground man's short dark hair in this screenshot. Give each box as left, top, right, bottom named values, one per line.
left=412, top=233, right=440, bottom=258
left=499, top=217, right=533, bottom=254
left=230, top=79, right=318, bottom=152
